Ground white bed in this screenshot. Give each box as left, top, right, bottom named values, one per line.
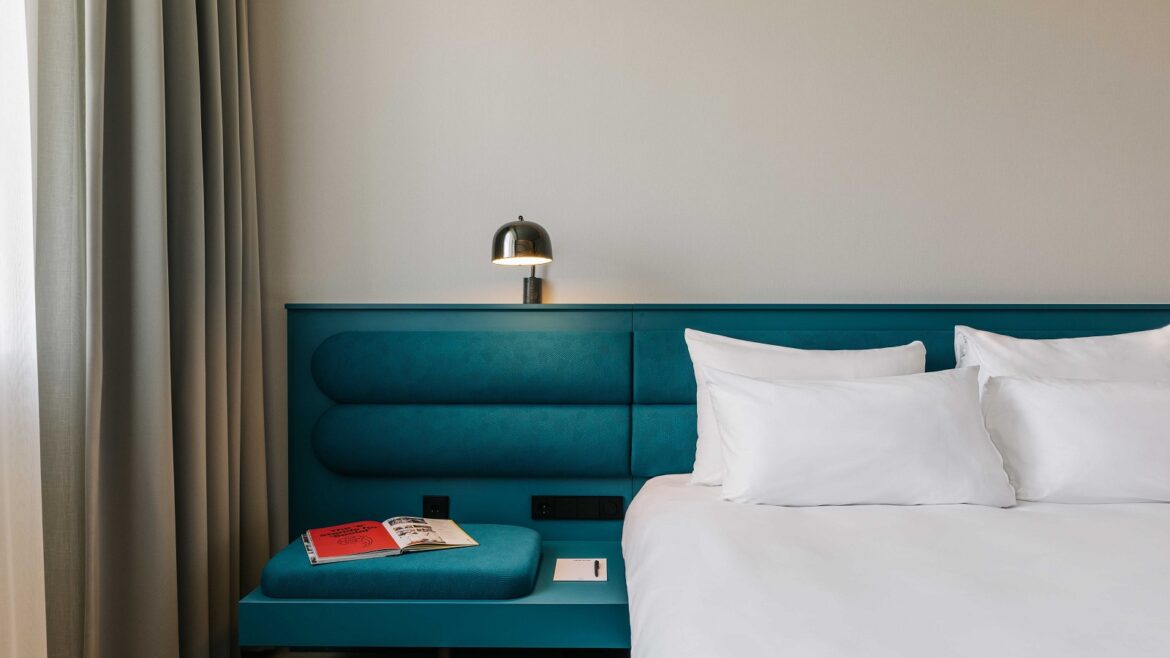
left=624, top=474, right=1170, bottom=658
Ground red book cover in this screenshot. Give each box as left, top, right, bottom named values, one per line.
left=303, top=521, right=400, bottom=563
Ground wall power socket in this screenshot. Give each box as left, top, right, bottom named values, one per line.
left=422, top=495, right=450, bottom=519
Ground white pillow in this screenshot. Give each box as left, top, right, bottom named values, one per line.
left=983, top=376, right=1170, bottom=503
left=955, top=324, right=1170, bottom=385
left=685, top=329, right=925, bottom=486
left=705, top=367, right=1015, bottom=507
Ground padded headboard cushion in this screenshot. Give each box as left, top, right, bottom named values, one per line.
left=309, top=330, right=631, bottom=479
left=314, top=404, right=629, bottom=477
left=312, top=331, right=630, bottom=403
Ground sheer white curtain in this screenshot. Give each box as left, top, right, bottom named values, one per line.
left=0, top=0, right=50, bottom=656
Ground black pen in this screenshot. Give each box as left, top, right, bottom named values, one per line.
left=594, top=560, right=600, bottom=578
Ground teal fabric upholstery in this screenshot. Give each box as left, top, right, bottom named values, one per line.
left=312, top=331, right=631, bottom=404
left=631, top=405, right=696, bottom=478
left=261, top=524, right=541, bottom=600
left=314, top=404, right=630, bottom=477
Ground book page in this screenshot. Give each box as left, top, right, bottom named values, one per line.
left=424, top=518, right=477, bottom=547
left=382, top=517, right=479, bottom=549
left=383, top=517, right=443, bottom=548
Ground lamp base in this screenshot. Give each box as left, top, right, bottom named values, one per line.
left=523, top=276, right=543, bottom=304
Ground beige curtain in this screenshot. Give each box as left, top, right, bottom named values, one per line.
left=31, top=1, right=271, bottom=657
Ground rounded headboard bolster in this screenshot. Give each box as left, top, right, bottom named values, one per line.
left=310, top=330, right=631, bottom=404
left=312, top=404, right=631, bottom=478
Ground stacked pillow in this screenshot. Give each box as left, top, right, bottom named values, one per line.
left=685, top=329, right=926, bottom=486
left=685, top=324, right=1170, bottom=507
left=705, top=366, right=1015, bottom=507
left=957, top=325, right=1170, bottom=503
left=685, top=329, right=1012, bottom=507
left=955, top=325, right=1170, bottom=383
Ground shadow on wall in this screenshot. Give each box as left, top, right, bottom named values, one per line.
left=282, top=649, right=630, bottom=658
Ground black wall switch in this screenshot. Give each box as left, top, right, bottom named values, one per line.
left=423, top=495, right=450, bottom=519
left=532, top=496, right=554, bottom=519
left=531, top=495, right=624, bottom=520
left=599, top=496, right=623, bottom=519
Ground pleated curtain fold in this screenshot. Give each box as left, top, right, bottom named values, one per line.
left=29, top=1, right=271, bottom=657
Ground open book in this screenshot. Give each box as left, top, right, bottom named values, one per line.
left=301, top=517, right=478, bottom=565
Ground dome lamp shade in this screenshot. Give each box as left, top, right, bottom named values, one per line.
left=491, top=216, right=553, bottom=265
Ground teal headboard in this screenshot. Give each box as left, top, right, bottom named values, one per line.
left=288, top=304, right=1170, bottom=541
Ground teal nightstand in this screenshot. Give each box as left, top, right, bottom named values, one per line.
left=239, top=540, right=629, bottom=649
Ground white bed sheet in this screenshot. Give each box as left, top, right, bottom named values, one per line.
left=624, top=474, right=1170, bottom=658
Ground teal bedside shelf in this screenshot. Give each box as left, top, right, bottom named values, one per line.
left=238, top=540, right=630, bottom=649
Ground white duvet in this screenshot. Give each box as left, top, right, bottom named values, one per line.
left=624, top=475, right=1170, bottom=658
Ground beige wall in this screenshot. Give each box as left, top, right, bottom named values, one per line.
left=249, top=0, right=1170, bottom=538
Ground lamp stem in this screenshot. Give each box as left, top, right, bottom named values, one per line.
left=523, top=265, right=543, bottom=304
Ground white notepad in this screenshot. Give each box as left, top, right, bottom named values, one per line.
left=553, top=558, right=608, bottom=582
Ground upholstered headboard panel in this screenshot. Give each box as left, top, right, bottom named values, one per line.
left=312, top=331, right=630, bottom=404
left=288, top=304, right=1170, bottom=541
left=310, top=330, right=631, bottom=478
left=288, top=307, right=635, bottom=541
